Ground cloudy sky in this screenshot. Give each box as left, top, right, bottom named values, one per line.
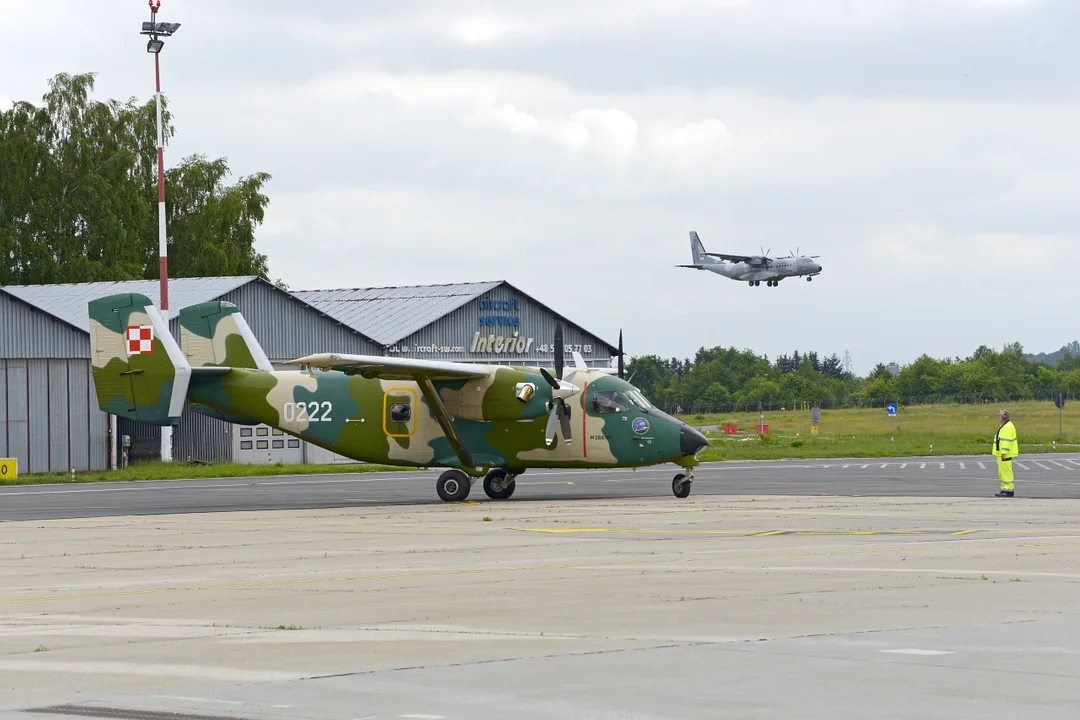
left=3, top=0, right=1078, bottom=374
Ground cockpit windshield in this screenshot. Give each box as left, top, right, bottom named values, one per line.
left=590, top=388, right=653, bottom=414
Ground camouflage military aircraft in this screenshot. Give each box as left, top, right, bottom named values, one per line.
left=88, top=293, right=709, bottom=502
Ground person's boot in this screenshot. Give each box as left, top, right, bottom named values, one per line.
left=994, top=490, right=1014, bottom=497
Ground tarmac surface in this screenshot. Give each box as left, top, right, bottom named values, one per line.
left=1, top=454, right=1079, bottom=719
left=2, top=452, right=1079, bottom=522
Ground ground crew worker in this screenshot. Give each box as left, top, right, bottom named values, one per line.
left=993, top=409, right=1018, bottom=497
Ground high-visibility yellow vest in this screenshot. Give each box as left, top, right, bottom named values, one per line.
left=994, top=420, right=1018, bottom=458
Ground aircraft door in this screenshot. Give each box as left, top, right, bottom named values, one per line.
left=383, top=388, right=418, bottom=438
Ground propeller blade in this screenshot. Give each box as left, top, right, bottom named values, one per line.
left=539, top=367, right=560, bottom=390
left=558, top=399, right=572, bottom=445
left=617, top=329, right=624, bottom=379
left=554, top=325, right=564, bottom=380
left=545, top=405, right=559, bottom=446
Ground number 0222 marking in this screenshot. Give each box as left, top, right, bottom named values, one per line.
left=283, top=401, right=332, bottom=423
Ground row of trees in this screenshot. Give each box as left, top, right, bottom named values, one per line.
left=1, top=73, right=274, bottom=286
left=627, top=343, right=1080, bottom=414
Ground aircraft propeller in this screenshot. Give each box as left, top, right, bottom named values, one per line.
left=538, top=324, right=578, bottom=446
left=617, top=329, right=625, bottom=380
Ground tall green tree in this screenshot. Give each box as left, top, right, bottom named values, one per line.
left=0, top=72, right=272, bottom=285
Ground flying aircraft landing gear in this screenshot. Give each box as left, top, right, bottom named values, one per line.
left=483, top=468, right=517, bottom=500
left=672, top=469, right=693, bottom=499
left=806, top=276, right=812, bottom=282
left=437, top=469, right=472, bottom=502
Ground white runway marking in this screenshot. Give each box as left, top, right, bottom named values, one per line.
left=881, top=649, right=954, bottom=656
left=0, top=660, right=304, bottom=682
left=152, top=696, right=244, bottom=706
left=978, top=462, right=986, bottom=470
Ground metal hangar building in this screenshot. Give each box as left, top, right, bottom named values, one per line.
left=0, top=277, right=616, bottom=473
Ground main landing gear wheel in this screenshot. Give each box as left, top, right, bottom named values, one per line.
left=672, top=473, right=692, bottom=499
left=483, top=469, right=516, bottom=500
left=437, top=469, right=471, bottom=502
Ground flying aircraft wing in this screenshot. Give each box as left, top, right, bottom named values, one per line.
left=287, top=353, right=489, bottom=381
left=285, top=354, right=488, bottom=469
left=704, top=252, right=753, bottom=262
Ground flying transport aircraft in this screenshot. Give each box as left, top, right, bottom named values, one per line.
left=676, top=230, right=822, bottom=287
left=87, top=294, right=709, bottom=502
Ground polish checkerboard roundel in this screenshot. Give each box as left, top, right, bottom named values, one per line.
left=126, top=325, right=154, bottom=355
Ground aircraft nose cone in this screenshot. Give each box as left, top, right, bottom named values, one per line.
left=680, top=425, right=709, bottom=457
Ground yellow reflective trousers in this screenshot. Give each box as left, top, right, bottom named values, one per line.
left=996, top=455, right=1014, bottom=491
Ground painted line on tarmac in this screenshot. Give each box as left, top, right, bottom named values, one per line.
left=513, top=527, right=1080, bottom=538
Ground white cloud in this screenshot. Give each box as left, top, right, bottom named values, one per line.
left=450, top=17, right=521, bottom=44
left=569, top=108, right=640, bottom=162
left=650, top=118, right=735, bottom=167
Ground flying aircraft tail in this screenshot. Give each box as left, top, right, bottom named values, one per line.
left=178, top=301, right=273, bottom=371
left=88, top=293, right=192, bottom=425
left=689, top=231, right=708, bottom=265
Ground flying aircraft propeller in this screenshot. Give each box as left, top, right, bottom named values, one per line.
left=539, top=325, right=578, bottom=447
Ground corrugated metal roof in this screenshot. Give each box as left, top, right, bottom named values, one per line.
left=293, top=281, right=502, bottom=346
left=1, top=276, right=258, bottom=333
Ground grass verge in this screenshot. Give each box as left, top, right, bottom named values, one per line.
left=681, top=400, right=1078, bottom=461
left=1, top=460, right=411, bottom=487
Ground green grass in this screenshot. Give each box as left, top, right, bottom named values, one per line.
left=1, top=460, right=410, bottom=487
left=680, top=400, right=1078, bottom=461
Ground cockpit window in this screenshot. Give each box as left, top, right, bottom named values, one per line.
left=590, top=389, right=654, bottom=414
left=591, top=390, right=631, bottom=414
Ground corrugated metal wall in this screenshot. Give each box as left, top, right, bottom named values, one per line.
left=217, top=281, right=380, bottom=361
left=0, top=292, right=91, bottom=359
left=0, top=358, right=107, bottom=473
left=392, top=283, right=615, bottom=367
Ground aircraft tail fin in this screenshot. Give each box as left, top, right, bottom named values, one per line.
left=690, top=231, right=708, bottom=265
left=88, top=293, right=192, bottom=426
left=178, top=301, right=273, bottom=371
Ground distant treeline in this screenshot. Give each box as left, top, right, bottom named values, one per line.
left=628, top=343, right=1080, bottom=414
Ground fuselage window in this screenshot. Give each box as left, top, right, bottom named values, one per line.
left=390, top=403, right=412, bottom=423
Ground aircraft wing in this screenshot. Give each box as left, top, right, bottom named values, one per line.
left=704, top=252, right=753, bottom=262
left=286, top=353, right=489, bottom=381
